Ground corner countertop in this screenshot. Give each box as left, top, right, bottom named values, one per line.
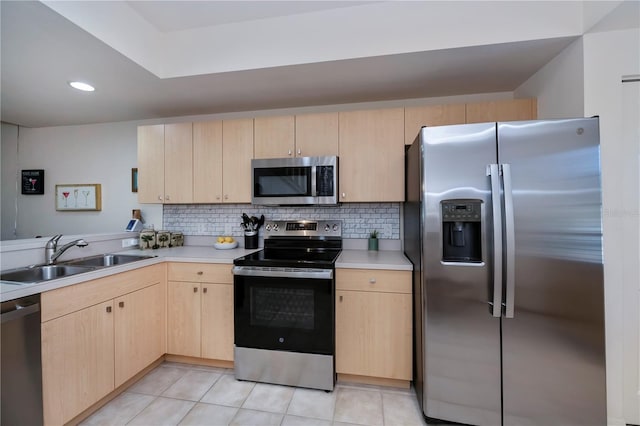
left=336, top=249, right=413, bottom=271
left=1, top=246, right=411, bottom=302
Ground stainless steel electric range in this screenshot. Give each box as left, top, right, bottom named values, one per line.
left=232, top=220, right=342, bottom=391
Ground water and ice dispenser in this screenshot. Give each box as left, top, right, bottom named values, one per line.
left=441, top=200, right=482, bottom=263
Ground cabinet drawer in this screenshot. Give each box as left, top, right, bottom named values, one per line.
left=336, top=269, right=411, bottom=294
left=168, top=262, right=233, bottom=284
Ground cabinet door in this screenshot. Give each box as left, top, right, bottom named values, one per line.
left=338, top=108, right=405, bottom=202
left=137, top=125, right=165, bottom=203
left=42, top=301, right=114, bottom=425
left=193, top=120, right=223, bottom=203
left=335, top=290, right=412, bottom=380
left=254, top=115, right=295, bottom=159
left=164, top=122, right=193, bottom=203
left=295, top=112, right=339, bottom=157
left=466, top=98, right=537, bottom=123
left=404, top=104, right=466, bottom=144
left=201, top=283, right=234, bottom=361
left=114, top=282, right=166, bottom=387
left=167, top=281, right=202, bottom=357
left=222, top=118, right=254, bottom=203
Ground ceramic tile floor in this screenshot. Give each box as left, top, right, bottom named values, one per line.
left=81, top=362, right=428, bottom=426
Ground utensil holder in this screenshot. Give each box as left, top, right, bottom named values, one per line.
left=244, top=231, right=258, bottom=249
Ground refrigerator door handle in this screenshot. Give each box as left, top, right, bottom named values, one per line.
left=502, top=164, right=516, bottom=318
left=487, top=163, right=503, bottom=318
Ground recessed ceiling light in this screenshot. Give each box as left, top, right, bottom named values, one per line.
left=69, top=81, right=95, bottom=92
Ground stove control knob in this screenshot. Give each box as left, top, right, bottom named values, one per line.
left=332, top=224, right=339, bottom=232
left=273, top=224, right=279, bottom=231
left=324, top=224, right=330, bottom=232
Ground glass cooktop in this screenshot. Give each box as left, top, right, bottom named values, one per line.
left=233, top=248, right=341, bottom=269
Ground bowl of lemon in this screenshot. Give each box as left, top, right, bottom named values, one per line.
left=214, top=236, right=238, bottom=249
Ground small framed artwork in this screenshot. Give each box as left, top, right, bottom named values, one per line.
left=55, top=184, right=102, bottom=211
left=131, top=168, right=138, bottom=193
left=21, top=169, right=45, bottom=195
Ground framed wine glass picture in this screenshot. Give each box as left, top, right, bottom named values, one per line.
left=55, top=184, right=102, bottom=211
left=21, top=169, right=45, bottom=195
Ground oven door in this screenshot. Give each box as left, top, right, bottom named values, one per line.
left=233, top=267, right=334, bottom=355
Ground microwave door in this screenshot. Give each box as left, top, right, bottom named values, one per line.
left=251, top=156, right=338, bottom=205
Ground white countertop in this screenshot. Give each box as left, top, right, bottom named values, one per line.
left=1, top=246, right=411, bottom=302
left=336, top=249, right=413, bottom=271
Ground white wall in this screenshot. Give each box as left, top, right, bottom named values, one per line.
left=515, top=37, right=584, bottom=118
left=13, top=121, right=162, bottom=239
left=518, top=10, right=640, bottom=423
left=583, top=26, right=640, bottom=426
left=1, top=123, right=19, bottom=240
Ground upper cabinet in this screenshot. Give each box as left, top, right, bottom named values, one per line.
left=254, top=113, right=339, bottom=159
left=466, top=98, right=537, bottom=123
left=254, top=115, right=295, bottom=159
left=140, top=119, right=253, bottom=204
left=193, top=121, right=222, bottom=203
left=164, top=123, right=193, bottom=203
left=137, top=125, right=165, bottom=204
left=338, top=108, right=405, bottom=202
left=193, top=119, right=254, bottom=204
left=139, top=98, right=536, bottom=204
left=221, top=118, right=254, bottom=203
left=138, top=123, right=193, bottom=204
left=294, top=112, right=339, bottom=157
left=404, top=104, right=466, bottom=145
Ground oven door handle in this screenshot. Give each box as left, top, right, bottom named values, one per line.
left=232, top=266, right=333, bottom=280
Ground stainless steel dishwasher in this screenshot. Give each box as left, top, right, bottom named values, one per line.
left=1, top=294, right=43, bottom=426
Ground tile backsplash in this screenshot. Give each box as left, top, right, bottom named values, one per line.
left=163, top=203, right=400, bottom=239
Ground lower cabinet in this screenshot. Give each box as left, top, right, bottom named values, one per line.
left=41, top=265, right=166, bottom=425
left=114, top=283, right=166, bottom=387
left=42, top=301, right=114, bottom=426
left=335, top=268, right=412, bottom=384
left=167, top=263, right=234, bottom=361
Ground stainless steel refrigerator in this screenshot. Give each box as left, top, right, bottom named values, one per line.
left=404, top=118, right=606, bottom=425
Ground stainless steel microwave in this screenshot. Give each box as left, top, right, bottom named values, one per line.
left=251, top=156, right=338, bottom=205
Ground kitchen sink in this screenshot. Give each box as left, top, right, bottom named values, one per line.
left=1, top=254, right=154, bottom=284
left=0, top=264, right=95, bottom=284
left=62, top=253, right=154, bottom=268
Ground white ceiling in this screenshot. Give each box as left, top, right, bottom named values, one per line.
left=0, top=1, right=626, bottom=128
left=126, top=1, right=377, bottom=32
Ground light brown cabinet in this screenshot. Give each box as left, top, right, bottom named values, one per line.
left=338, top=108, right=405, bottom=202
left=466, top=98, right=537, bottom=123
left=254, top=113, right=339, bottom=159
left=42, top=301, right=114, bottom=426
left=335, top=268, right=412, bottom=386
left=114, top=282, right=166, bottom=387
left=139, top=99, right=536, bottom=204
left=404, top=103, right=466, bottom=145
left=193, top=120, right=223, bottom=204
left=254, top=115, right=295, bottom=159
left=41, top=265, right=166, bottom=425
left=294, top=112, right=339, bottom=157
left=137, top=124, right=165, bottom=203
left=167, top=263, right=234, bottom=362
left=138, top=123, right=193, bottom=203
left=193, top=119, right=254, bottom=203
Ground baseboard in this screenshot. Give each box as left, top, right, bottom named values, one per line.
left=164, top=354, right=234, bottom=369
left=337, top=373, right=410, bottom=389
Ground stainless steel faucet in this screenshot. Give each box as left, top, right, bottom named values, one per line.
left=45, top=235, right=88, bottom=265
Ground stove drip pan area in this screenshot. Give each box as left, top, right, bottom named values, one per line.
left=234, top=346, right=334, bottom=391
